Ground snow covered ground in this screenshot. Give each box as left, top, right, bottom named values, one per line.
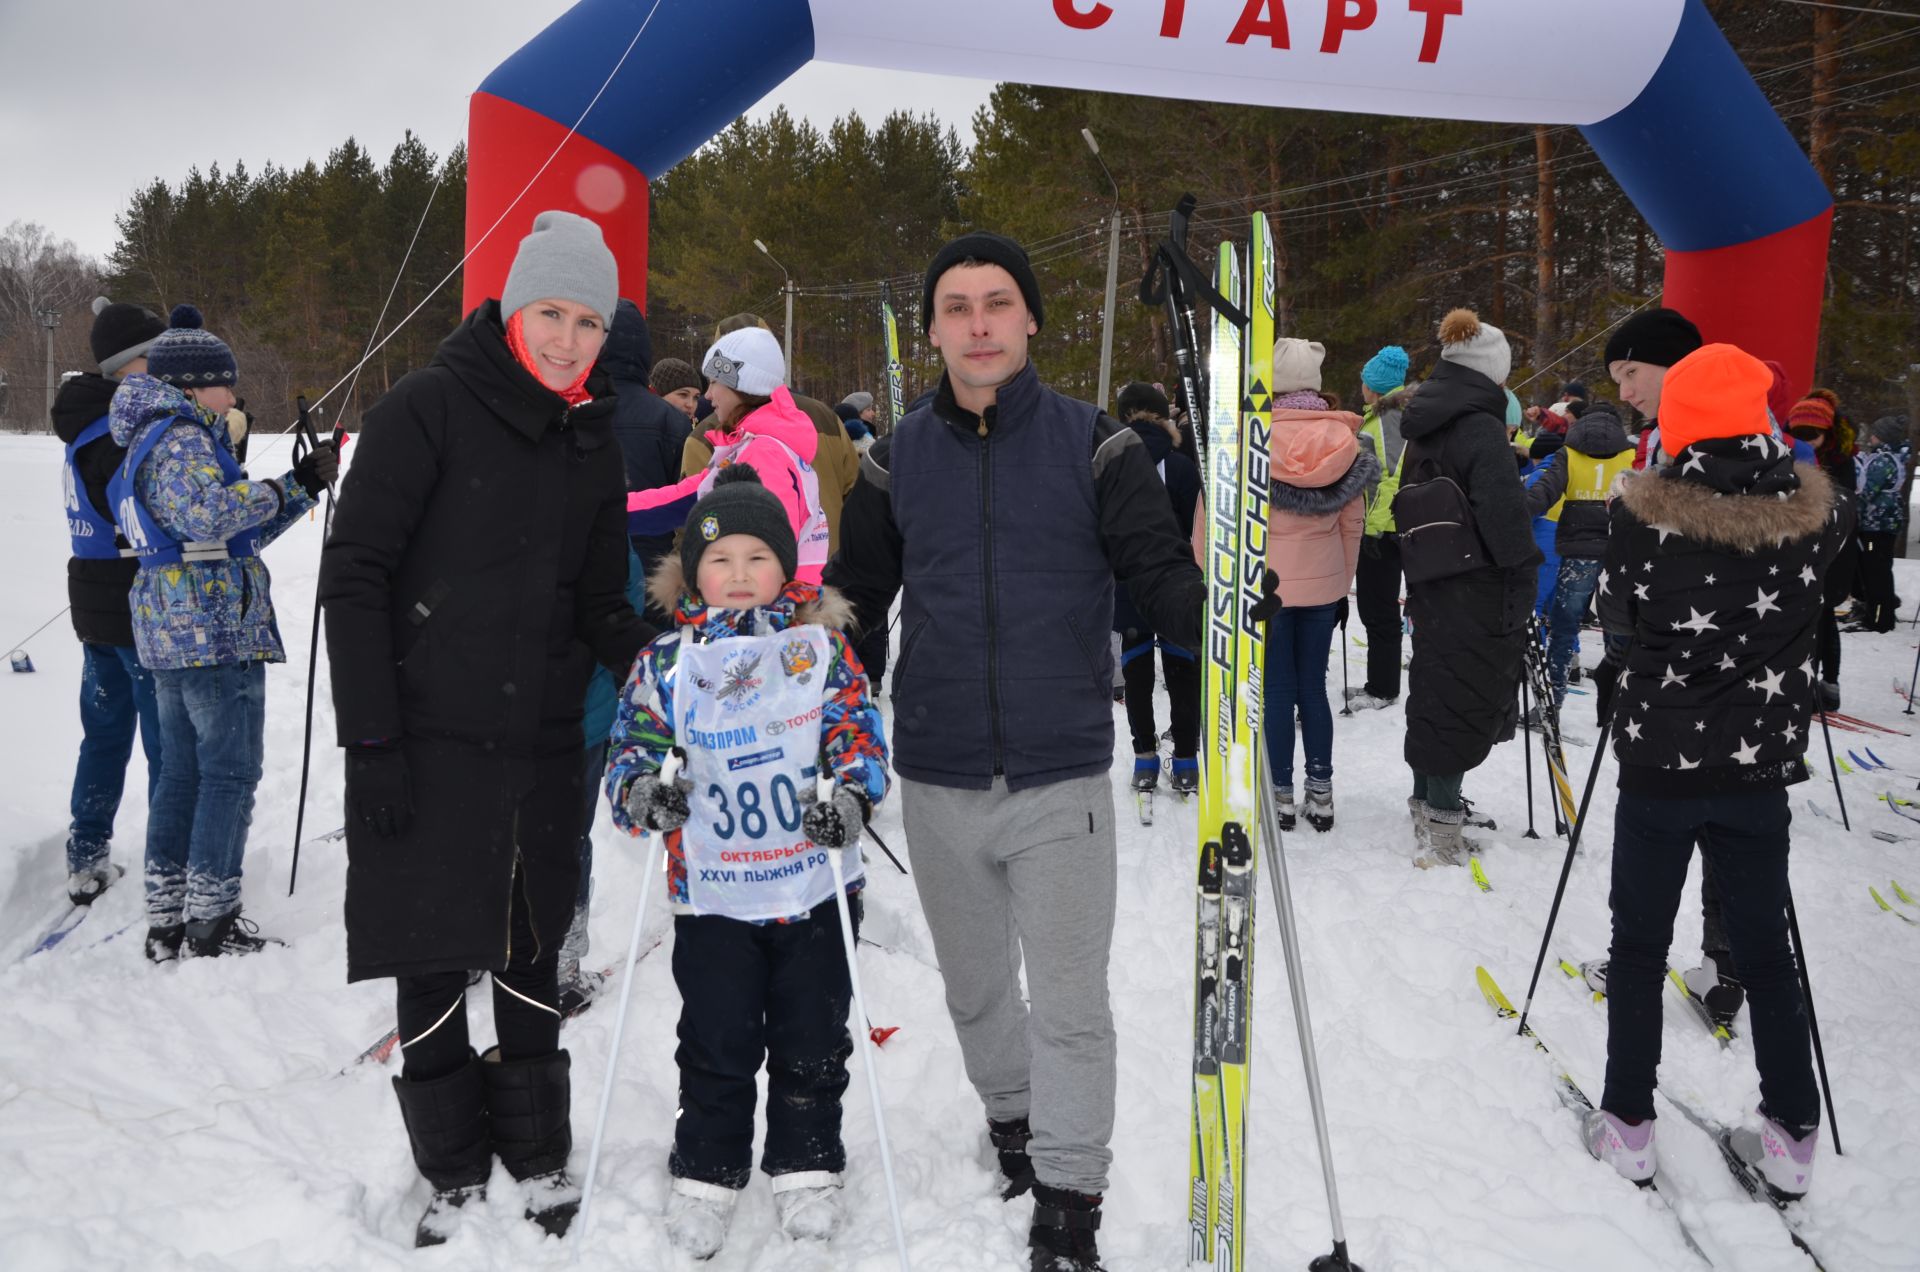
left=4, top=429, right=1919, bottom=1271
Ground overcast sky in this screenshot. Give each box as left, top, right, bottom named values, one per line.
left=0, top=0, right=996, bottom=262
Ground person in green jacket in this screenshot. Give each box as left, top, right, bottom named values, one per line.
left=1348, top=345, right=1415, bottom=710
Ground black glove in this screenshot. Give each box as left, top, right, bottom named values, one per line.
left=1591, top=659, right=1622, bottom=728
left=803, top=784, right=869, bottom=849
left=1335, top=596, right=1350, bottom=628
left=346, top=744, right=413, bottom=839
left=292, top=441, right=339, bottom=498
left=624, top=770, right=693, bottom=832
left=1249, top=568, right=1283, bottom=624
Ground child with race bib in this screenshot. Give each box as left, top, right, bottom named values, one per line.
left=605, top=464, right=888, bottom=1258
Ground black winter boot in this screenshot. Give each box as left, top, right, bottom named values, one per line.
left=145, top=923, right=184, bottom=963
left=1028, top=1183, right=1105, bottom=1271
left=988, top=1114, right=1035, bottom=1199
left=391, top=1052, right=492, bottom=1248
left=480, top=1047, right=579, bottom=1238
left=184, top=908, right=276, bottom=957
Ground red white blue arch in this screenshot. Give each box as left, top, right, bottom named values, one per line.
left=467, top=0, right=1831, bottom=395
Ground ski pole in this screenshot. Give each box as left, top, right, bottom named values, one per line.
left=1784, top=893, right=1843, bottom=1156
left=1816, top=708, right=1851, bottom=831
left=1516, top=701, right=1616, bottom=1039
left=575, top=751, right=676, bottom=1255
left=864, top=823, right=909, bottom=876
left=1519, top=675, right=1540, bottom=840
left=821, top=775, right=912, bottom=1270
left=1253, top=744, right=1364, bottom=1272
left=1904, top=635, right=1920, bottom=718
left=288, top=396, right=346, bottom=896
left=1338, top=603, right=1353, bottom=718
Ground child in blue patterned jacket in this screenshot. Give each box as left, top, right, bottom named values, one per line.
left=108, top=306, right=337, bottom=961
left=605, top=465, right=887, bottom=1259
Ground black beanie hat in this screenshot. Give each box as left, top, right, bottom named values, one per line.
left=1117, top=381, right=1170, bottom=420
left=1603, top=308, right=1703, bottom=370
left=89, top=297, right=167, bottom=376
left=922, top=231, right=1044, bottom=333
left=681, top=465, right=799, bottom=589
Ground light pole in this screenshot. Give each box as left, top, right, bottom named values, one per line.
left=753, top=238, right=796, bottom=388
left=39, top=307, right=62, bottom=431
left=1083, top=128, right=1122, bottom=414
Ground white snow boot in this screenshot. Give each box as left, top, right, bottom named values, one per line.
left=1681, top=955, right=1746, bottom=1030
left=1585, top=1110, right=1657, bottom=1184
left=1412, top=802, right=1478, bottom=868
left=1342, top=688, right=1396, bottom=711
left=771, top=1170, right=844, bottom=1241
left=1303, top=780, right=1334, bottom=832
left=665, top=1176, right=739, bottom=1259
left=1273, top=785, right=1297, bottom=832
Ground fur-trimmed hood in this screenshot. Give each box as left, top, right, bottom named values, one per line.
left=1270, top=445, right=1379, bottom=518
left=1620, top=458, right=1834, bottom=554
left=646, top=554, right=856, bottom=634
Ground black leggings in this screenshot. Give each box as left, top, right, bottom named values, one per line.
left=395, top=869, right=561, bottom=1080
left=1121, top=639, right=1200, bottom=758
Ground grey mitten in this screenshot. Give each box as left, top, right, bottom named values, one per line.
left=802, top=785, right=869, bottom=849
left=625, top=771, right=693, bottom=831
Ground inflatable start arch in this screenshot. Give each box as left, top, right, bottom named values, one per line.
left=465, top=0, right=1832, bottom=396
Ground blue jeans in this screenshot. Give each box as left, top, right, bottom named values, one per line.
left=67, top=642, right=163, bottom=871
left=145, top=662, right=266, bottom=925
left=1602, top=789, right=1817, bottom=1131
left=1262, top=603, right=1339, bottom=789
left=1548, top=558, right=1602, bottom=702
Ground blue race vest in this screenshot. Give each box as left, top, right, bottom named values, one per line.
left=64, top=417, right=126, bottom=561
left=109, top=413, right=261, bottom=567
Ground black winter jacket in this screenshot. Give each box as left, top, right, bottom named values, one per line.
left=1399, top=360, right=1542, bottom=572
left=52, top=373, right=138, bottom=646
left=1524, top=404, right=1632, bottom=560
left=601, top=300, right=690, bottom=568
left=1113, top=416, right=1202, bottom=642
left=826, top=363, right=1207, bottom=790
left=320, top=303, right=655, bottom=980
left=1597, top=438, right=1851, bottom=798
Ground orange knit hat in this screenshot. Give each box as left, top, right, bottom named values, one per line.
left=1657, top=344, right=1774, bottom=456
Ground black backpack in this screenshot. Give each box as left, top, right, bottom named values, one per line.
left=1392, top=437, right=1489, bottom=584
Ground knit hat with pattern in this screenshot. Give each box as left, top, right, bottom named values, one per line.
left=146, top=305, right=236, bottom=387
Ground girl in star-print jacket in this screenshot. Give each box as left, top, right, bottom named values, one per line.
left=1582, top=344, right=1851, bottom=1200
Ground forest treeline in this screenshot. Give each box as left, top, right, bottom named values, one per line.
left=1, top=0, right=1915, bottom=433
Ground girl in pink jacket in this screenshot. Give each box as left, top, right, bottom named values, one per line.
left=1261, top=339, right=1379, bottom=832
left=626, top=327, right=830, bottom=583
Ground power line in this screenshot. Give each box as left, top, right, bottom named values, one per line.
left=1768, top=0, right=1920, bottom=19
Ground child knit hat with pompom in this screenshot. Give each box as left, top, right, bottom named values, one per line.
left=146, top=304, right=237, bottom=387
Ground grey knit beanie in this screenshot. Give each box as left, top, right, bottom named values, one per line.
left=1870, top=414, right=1910, bottom=448
left=1437, top=308, right=1512, bottom=387
left=500, top=211, right=618, bottom=325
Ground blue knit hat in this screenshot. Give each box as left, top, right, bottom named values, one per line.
left=1361, top=345, right=1408, bottom=394
left=146, top=305, right=237, bottom=387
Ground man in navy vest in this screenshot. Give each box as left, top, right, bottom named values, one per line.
left=827, top=232, right=1208, bottom=1272
left=50, top=298, right=169, bottom=906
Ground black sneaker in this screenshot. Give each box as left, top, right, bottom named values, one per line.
left=145, top=923, right=185, bottom=964
left=1028, top=1183, right=1105, bottom=1271
left=185, top=909, right=277, bottom=958
left=988, top=1115, right=1035, bottom=1200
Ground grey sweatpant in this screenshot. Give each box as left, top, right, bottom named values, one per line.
left=902, top=772, right=1118, bottom=1195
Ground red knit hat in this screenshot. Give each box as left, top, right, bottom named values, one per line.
left=1762, top=359, right=1793, bottom=424
left=1657, top=344, right=1774, bottom=456
left=1786, top=395, right=1836, bottom=432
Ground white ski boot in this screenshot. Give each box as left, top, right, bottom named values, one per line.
left=1585, top=1110, right=1657, bottom=1184
left=1745, top=1110, right=1819, bottom=1201
left=1681, top=955, right=1745, bottom=1030
left=1412, top=802, right=1478, bottom=868
left=771, top=1170, right=844, bottom=1241
left=664, top=1176, right=739, bottom=1259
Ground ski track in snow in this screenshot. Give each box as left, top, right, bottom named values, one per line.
left=3, top=433, right=1919, bottom=1270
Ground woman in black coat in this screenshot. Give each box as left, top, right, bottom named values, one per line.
left=1393, top=310, right=1541, bottom=867
left=319, top=211, right=654, bottom=1246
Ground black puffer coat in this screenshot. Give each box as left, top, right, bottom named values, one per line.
left=319, top=302, right=655, bottom=981
left=52, top=373, right=138, bottom=647
left=1398, top=360, right=1541, bottom=777
left=1597, top=438, right=1851, bottom=797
